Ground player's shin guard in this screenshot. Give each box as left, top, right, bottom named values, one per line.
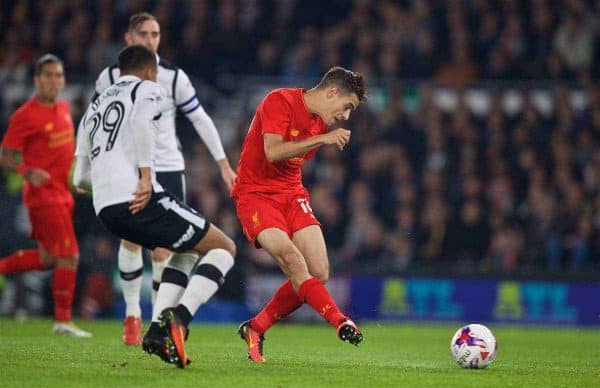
left=52, top=267, right=77, bottom=322
left=177, top=249, right=235, bottom=325
left=151, top=252, right=197, bottom=323
left=0, top=249, right=45, bottom=274
left=251, top=279, right=302, bottom=334
left=151, top=258, right=168, bottom=305
left=298, top=277, right=346, bottom=327
left=118, top=246, right=143, bottom=318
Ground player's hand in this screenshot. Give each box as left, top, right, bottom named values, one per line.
left=322, top=128, right=351, bottom=151
left=220, top=165, right=237, bottom=191
left=129, top=178, right=151, bottom=214
left=25, top=168, right=51, bottom=187
left=75, top=187, right=88, bottom=194
left=218, top=159, right=237, bottom=191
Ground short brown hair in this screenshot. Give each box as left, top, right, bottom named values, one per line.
left=118, top=45, right=156, bottom=73
left=316, top=66, right=367, bottom=102
left=128, top=12, right=158, bottom=32
left=35, top=54, right=63, bottom=75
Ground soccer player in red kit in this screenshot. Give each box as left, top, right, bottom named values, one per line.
left=0, top=54, right=90, bottom=337
left=232, top=67, right=365, bottom=362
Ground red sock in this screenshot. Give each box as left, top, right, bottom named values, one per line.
left=251, top=279, right=303, bottom=334
left=297, top=277, right=346, bottom=328
left=52, top=267, right=77, bottom=322
left=0, top=249, right=45, bottom=274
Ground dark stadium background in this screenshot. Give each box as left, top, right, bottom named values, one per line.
left=1, top=0, right=599, bottom=325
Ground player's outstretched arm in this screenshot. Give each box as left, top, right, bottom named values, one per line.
left=263, top=128, right=351, bottom=163
left=217, top=157, right=236, bottom=190
left=188, top=108, right=237, bottom=189
left=176, top=70, right=237, bottom=188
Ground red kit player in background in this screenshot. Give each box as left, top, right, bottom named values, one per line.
left=232, top=66, right=365, bottom=362
left=0, top=54, right=91, bottom=337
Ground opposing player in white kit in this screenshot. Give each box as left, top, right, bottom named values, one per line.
left=74, top=45, right=236, bottom=368
left=93, top=12, right=236, bottom=345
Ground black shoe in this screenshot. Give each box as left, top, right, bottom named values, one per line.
left=141, top=330, right=180, bottom=365
left=159, top=308, right=190, bottom=369
left=336, top=319, right=363, bottom=346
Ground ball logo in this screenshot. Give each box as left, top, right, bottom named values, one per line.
left=454, top=327, right=486, bottom=348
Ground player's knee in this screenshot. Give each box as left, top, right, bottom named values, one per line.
left=121, top=240, right=141, bottom=254
left=313, top=268, right=329, bottom=283
left=280, top=250, right=304, bottom=273
left=220, top=235, right=236, bottom=258
left=151, top=248, right=171, bottom=262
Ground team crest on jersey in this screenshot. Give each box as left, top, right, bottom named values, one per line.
left=290, top=129, right=300, bottom=137
left=44, top=122, right=54, bottom=132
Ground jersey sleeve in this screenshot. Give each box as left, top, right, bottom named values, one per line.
left=74, top=110, right=90, bottom=157
left=174, top=69, right=201, bottom=114
left=73, top=114, right=91, bottom=187
left=258, top=92, right=292, bottom=136
left=1, top=107, right=37, bottom=151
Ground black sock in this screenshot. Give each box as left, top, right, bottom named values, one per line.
left=147, top=321, right=164, bottom=337
left=174, top=304, right=193, bottom=327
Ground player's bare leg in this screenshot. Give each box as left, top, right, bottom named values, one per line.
left=292, top=225, right=329, bottom=283
left=241, top=226, right=331, bottom=353
left=239, top=228, right=313, bottom=362
left=119, top=240, right=143, bottom=345
left=293, top=225, right=363, bottom=345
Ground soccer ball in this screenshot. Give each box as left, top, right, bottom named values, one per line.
left=450, top=324, right=497, bottom=369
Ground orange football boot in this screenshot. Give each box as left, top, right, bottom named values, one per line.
left=123, top=316, right=142, bottom=346
left=238, top=320, right=265, bottom=363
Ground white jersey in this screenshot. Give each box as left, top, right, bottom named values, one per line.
left=77, top=75, right=165, bottom=214
left=94, top=57, right=202, bottom=172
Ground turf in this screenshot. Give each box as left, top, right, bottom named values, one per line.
left=0, top=318, right=598, bottom=387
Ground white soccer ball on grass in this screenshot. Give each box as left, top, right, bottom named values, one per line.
left=450, top=323, right=497, bottom=369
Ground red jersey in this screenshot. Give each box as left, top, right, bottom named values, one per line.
left=1, top=97, right=75, bottom=208
left=232, top=88, right=327, bottom=196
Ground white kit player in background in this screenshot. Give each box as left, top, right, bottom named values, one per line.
left=74, top=45, right=236, bottom=368
left=93, top=12, right=236, bottom=345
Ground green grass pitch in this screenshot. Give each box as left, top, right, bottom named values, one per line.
left=0, top=318, right=598, bottom=387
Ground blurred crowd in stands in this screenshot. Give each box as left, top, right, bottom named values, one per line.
left=1, top=0, right=600, bottom=85
left=1, top=0, right=600, bottom=317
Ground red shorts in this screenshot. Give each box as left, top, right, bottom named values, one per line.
left=234, top=191, right=321, bottom=247
left=29, top=203, right=79, bottom=257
